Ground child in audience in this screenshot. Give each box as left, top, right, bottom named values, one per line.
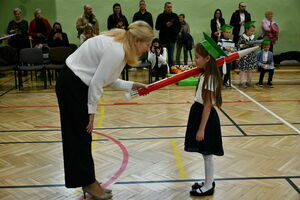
left=218, top=24, right=236, bottom=87
left=237, top=21, right=258, bottom=87
left=80, top=24, right=96, bottom=45
left=256, top=38, right=275, bottom=87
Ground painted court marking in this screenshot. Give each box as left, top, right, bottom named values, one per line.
left=231, top=85, right=300, bottom=134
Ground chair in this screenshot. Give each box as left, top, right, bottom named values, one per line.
left=17, top=48, right=47, bottom=89
left=0, top=46, right=18, bottom=88
left=123, top=52, right=152, bottom=83
left=46, top=47, right=73, bottom=85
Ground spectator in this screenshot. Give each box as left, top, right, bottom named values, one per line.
left=7, top=8, right=30, bottom=50
left=237, top=21, right=257, bottom=88
left=80, top=24, right=96, bottom=45
left=148, top=38, right=168, bottom=81
left=48, top=22, right=69, bottom=47
left=107, top=3, right=129, bottom=30
left=176, top=14, right=190, bottom=65
left=257, top=38, right=275, bottom=87
left=29, top=8, right=52, bottom=47
left=132, top=0, right=153, bottom=29
left=76, top=5, right=99, bottom=38
left=218, top=24, right=237, bottom=87
left=261, top=11, right=279, bottom=52
left=230, top=2, right=251, bottom=44
left=210, top=9, right=225, bottom=43
left=155, top=2, right=181, bottom=67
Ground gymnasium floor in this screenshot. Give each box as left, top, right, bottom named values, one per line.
left=0, top=69, right=299, bottom=200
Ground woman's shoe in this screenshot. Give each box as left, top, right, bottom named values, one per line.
left=96, top=181, right=112, bottom=193
left=82, top=187, right=112, bottom=200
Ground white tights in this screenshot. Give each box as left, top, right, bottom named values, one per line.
left=201, top=154, right=214, bottom=192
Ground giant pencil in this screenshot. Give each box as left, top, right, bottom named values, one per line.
left=125, top=46, right=259, bottom=99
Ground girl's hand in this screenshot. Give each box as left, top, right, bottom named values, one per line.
left=132, top=82, right=148, bottom=90
left=86, top=114, right=95, bottom=134
left=196, top=130, right=205, bottom=141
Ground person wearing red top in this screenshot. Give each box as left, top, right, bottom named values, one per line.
left=29, top=8, right=51, bottom=47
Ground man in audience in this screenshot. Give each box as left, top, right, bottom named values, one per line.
left=132, top=0, right=153, bottom=29
left=76, top=5, right=99, bottom=38
left=230, top=2, right=251, bottom=44
left=155, top=2, right=180, bottom=67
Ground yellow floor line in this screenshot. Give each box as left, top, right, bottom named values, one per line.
left=170, top=139, right=187, bottom=178
left=92, top=99, right=105, bottom=151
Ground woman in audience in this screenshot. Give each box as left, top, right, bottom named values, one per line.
left=210, top=9, right=225, bottom=43
left=7, top=8, right=30, bottom=50
left=261, top=11, right=279, bottom=52
left=48, top=22, right=69, bottom=47
left=29, top=8, right=51, bottom=47
left=107, top=3, right=129, bottom=30
left=148, top=38, right=168, bottom=81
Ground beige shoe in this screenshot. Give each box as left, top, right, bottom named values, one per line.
left=82, top=186, right=112, bottom=200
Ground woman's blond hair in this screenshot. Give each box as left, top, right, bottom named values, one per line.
left=101, top=20, right=154, bottom=66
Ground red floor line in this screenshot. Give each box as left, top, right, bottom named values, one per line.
left=0, top=77, right=14, bottom=86
left=0, top=99, right=300, bottom=109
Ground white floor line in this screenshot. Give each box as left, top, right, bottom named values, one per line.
left=231, top=84, right=300, bottom=134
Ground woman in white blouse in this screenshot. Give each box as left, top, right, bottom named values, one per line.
left=148, top=38, right=168, bottom=81
left=55, top=21, right=154, bottom=200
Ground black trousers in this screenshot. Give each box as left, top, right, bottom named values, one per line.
left=259, top=68, right=274, bottom=85
left=55, top=66, right=95, bottom=188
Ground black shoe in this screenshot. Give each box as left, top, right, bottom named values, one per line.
left=191, top=182, right=204, bottom=190
left=190, top=182, right=215, bottom=196
left=267, top=83, right=273, bottom=88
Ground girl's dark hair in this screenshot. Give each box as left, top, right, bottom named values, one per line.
left=213, top=9, right=223, bottom=19
left=195, top=43, right=222, bottom=108
left=52, top=22, right=62, bottom=29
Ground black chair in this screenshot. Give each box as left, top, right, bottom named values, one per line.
left=46, top=47, right=73, bottom=85
left=122, top=52, right=152, bottom=83
left=0, top=46, right=18, bottom=88
left=17, top=48, right=47, bottom=89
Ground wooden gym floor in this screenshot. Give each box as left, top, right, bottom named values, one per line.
left=0, top=69, right=299, bottom=200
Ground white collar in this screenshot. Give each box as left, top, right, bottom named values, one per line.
left=243, top=33, right=254, bottom=40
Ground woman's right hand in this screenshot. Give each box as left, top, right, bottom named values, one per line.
left=86, top=114, right=95, bottom=134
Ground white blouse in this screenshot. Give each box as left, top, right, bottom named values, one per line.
left=66, top=35, right=133, bottom=114
left=194, top=75, right=216, bottom=105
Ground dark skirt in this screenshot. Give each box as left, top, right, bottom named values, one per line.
left=55, top=66, right=96, bottom=188
left=184, top=102, right=224, bottom=156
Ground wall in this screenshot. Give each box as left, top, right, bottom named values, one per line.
left=1, top=0, right=299, bottom=54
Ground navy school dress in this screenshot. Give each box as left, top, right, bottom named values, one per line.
left=184, top=75, right=224, bottom=156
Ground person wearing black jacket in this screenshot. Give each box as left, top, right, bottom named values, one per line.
left=7, top=8, right=30, bottom=50
left=48, top=22, right=69, bottom=47
left=210, top=9, right=225, bottom=43
left=155, top=2, right=180, bottom=67
left=107, top=3, right=129, bottom=30
left=132, top=0, right=153, bottom=29
left=230, top=2, right=251, bottom=44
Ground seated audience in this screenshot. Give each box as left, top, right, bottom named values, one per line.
left=29, top=8, right=51, bottom=47
left=48, top=22, right=69, bottom=47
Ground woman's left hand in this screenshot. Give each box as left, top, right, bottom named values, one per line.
left=132, top=82, right=148, bottom=90
left=86, top=114, right=95, bottom=134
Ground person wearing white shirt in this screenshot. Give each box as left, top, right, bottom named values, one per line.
left=148, top=38, right=168, bottom=81
left=55, top=21, right=154, bottom=200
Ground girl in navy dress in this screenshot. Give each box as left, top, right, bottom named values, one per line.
left=185, top=33, right=225, bottom=196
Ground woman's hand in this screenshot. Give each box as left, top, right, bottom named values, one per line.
left=132, top=82, right=148, bottom=90
left=196, top=129, right=205, bottom=141
left=86, top=114, right=95, bottom=134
